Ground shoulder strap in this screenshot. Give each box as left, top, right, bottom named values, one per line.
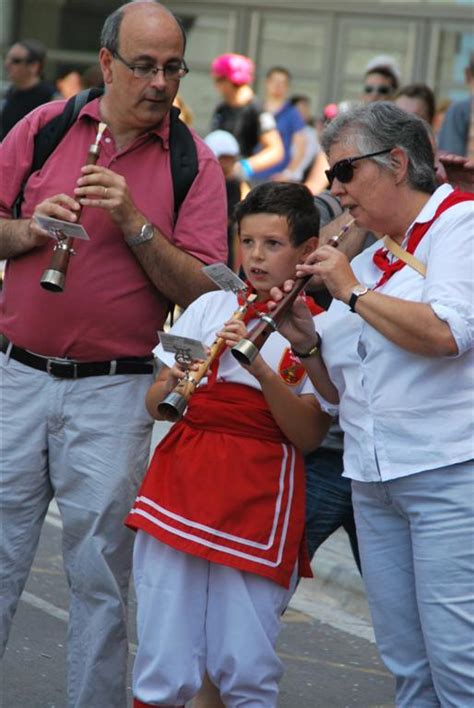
left=31, top=88, right=104, bottom=173
left=168, top=105, right=199, bottom=223
left=13, top=88, right=103, bottom=217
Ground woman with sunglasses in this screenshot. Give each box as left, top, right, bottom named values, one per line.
left=272, top=101, right=473, bottom=708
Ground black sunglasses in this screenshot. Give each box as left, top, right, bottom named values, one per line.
left=7, top=57, right=31, bottom=65
left=364, top=85, right=392, bottom=96
left=325, top=148, right=393, bottom=187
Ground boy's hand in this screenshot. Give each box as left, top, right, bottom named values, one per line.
left=217, top=318, right=271, bottom=380
left=165, top=357, right=205, bottom=393
left=269, top=283, right=319, bottom=352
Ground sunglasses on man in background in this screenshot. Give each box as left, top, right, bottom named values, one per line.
left=364, top=85, right=393, bottom=96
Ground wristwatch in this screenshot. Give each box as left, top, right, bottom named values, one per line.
left=291, top=332, right=322, bottom=359
left=124, top=222, right=154, bottom=247
left=348, top=283, right=369, bottom=312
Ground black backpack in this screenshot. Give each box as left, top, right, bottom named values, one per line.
left=14, top=87, right=199, bottom=222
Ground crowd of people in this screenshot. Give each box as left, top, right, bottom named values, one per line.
left=0, top=2, right=472, bottom=708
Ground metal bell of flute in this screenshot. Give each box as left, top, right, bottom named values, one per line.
left=157, top=389, right=189, bottom=422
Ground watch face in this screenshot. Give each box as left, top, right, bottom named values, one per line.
left=353, top=284, right=368, bottom=296
left=141, top=224, right=154, bottom=240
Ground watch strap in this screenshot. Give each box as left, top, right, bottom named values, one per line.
left=291, top=333, right=321, bottom=359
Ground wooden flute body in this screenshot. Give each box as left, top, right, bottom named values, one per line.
left=40, top=122, right=107, bottom=292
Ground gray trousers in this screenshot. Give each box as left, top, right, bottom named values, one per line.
left=353, top=460, right=474, bottom=708
left=0, top=353, right=154, bottom=708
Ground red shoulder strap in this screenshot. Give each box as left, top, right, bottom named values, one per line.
left=373, top=189, right=473, bottom=288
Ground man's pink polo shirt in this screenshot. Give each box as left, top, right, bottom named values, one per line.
left=0, top=98, right=228, bottom=360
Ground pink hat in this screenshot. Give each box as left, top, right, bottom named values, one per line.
left=211, top=53, right=254, bottom=86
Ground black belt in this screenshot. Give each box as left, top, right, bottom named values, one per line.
left=0, top=334, right=154, bottom=379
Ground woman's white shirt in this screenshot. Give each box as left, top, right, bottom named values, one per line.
left=315, top=184, right=473, bottom=482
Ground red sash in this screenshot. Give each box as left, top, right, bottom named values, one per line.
left=126, top=382, right=311, bottom=588
left=372, top=190, right=474, bottom=289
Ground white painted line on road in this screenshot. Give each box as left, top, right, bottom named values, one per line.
left=20, top=591, right=138, bottom=654
left=22, top=591, right=68, bottom=623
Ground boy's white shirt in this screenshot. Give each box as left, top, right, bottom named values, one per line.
left=154, top=289, right=317, bottom=397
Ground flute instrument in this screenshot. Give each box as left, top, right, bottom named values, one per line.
left=231, top=218, right=355, bottom=367
left=40, top=121, right=107, bottom=292
left=157, top=292, right=258, bottom=422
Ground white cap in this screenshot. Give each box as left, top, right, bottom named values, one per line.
left=365, top=54, right=401, bottom=83
left=204, top=130, right=240, bottom=158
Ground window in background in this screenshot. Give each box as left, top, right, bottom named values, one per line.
left=431, top=25, right=474, bottom=101
left=251, top=11, right=331, bottom=113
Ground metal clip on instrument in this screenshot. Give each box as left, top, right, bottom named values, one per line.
left=40, top=122, right=107, bottom=292
left=157, top=291, right=258, bottom=422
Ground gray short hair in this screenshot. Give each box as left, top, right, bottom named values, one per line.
left=100, top=2, right=187, bottom=55
left=321, top=102, right=437, bottom=194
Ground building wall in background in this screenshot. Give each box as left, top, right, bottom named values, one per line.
left=1, top=0, right=473, bottom=135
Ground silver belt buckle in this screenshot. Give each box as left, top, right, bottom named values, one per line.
left=46, top=358, right=78, bottom=378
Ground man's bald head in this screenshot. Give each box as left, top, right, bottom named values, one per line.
left=100, top=1, right=186, bottom=56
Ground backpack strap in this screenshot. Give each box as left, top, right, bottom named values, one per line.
left=13, top=88, right=104, bottom=217
left=31, top=88, right=104, bottom=173
left=168, top=105, right=199, bottom=224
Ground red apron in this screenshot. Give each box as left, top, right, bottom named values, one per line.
left=126, top=382, right=311, bottom=588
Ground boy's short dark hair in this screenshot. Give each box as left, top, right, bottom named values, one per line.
left=234, top=182, right=320, bottom=246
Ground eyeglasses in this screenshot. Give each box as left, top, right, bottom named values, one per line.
left=112, top=51, right=189, bottom=81
left=364, top=85, right=392, bottom=96
left=325, top=148, right=393, bottom=187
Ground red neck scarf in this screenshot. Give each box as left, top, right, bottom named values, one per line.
left=372, top=189, right=474, bottom=289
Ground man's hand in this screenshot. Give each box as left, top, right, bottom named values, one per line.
left=437, top=152, right=474, bottom=192
left=30, top=193, right=82, bottom=248
left=75, top=164, right=142, bottom=231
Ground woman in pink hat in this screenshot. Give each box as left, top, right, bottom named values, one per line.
left=210, top=53, right=283, bottom=182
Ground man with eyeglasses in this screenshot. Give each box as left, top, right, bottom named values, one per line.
left=1, top=39, right=56, bottom=140
left=0, top=3, right=227, bottom=707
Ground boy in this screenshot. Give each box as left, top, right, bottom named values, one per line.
left=126, top=182, right=331, bottom=708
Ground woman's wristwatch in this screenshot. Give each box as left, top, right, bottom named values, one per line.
left=348, top=283, right=369, bottom=312
left=291, top=332, right=322, bottom=359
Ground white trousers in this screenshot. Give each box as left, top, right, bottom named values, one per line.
left=133, top=532, right=296, bottom=707
left=0, top=354, right=154, bottom=708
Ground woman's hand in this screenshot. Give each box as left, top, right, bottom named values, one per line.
left=296, top=245, right=359, bottom=303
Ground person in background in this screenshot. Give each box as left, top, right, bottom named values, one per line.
left=210, top=53, right=284, bottom=183
left=1, top=39, right=56, bottom=140
left=361, top=54, right=400, bottom=104
left=204, top=129, right=250, bottom=271
left=81, top=63, right=105, bottom=90
left=54, top=64, right=84, bottom=100
left=254, top=66, right=307, bottom=182
left=290, top=94, right=322, bottom=181
left=173, top=93, right=193, bottom=126
left=0, top=3, right=227, bottom=706
left=394, top=83, right=435, bottom=126
left=438, top=52, right=474, bottom=158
